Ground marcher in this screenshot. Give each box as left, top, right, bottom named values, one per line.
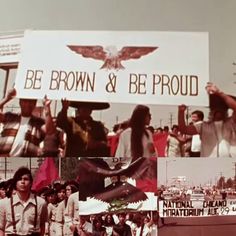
left=0, top=88, right=49, bottom=157
left=0, top=181, right=6, bottom=199
left=64, top=191, right=80, bottom=236
left=166, top=125, right=185, bottom=157
left=76, top=216, right=93, bottom=236
left=178, top=82, right=236, bottom=157
left=46, top=188, right=58, bottom=236
left=55, top=182, right=78, bottom=236
left=189, top=110, right=204, bottom=157
left=57, top=100, right=110, bottom=156
left=41, top=97, right=65, bottom=157
left=103, top=214, right=115, bottom=236
left=0, top=167, right=48, bottom=236
left=112, top=213, right=132, bottom=236
left=115, top=105, right=157, bottom=160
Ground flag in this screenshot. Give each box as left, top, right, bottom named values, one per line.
left=153, top=132, right=168, bottom=157
left=32, top=157, right=59, bottom=191
left=135, top=157, right=157, bottom=193
left=78, top=157, right=157, bottom=214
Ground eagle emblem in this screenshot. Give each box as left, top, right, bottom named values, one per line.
left=67, top=45, right=157, bottom=70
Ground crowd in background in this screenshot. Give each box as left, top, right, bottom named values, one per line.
left=1, top=82, right=236, bottom=158
left=0, top=167, right=158, bottom=236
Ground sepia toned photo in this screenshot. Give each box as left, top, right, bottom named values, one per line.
left=158, top=158, right=236, bottom=235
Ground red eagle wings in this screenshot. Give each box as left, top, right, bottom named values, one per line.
left=67, top=45, right=158, bottom=70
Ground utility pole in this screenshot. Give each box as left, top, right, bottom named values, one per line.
left=169, top=113, right=173, bottom=128
left=116, top=116, right=119, bottom=124
left=159, top=119, right=162, bottom=128
left=219, top=172, right=224, bottom=190
left=4, top=157, right=10, bottom=179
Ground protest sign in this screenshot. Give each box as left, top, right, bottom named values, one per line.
left=15, top=30, right=209, bottom=106
left=159, top=199, right=236, bottom=217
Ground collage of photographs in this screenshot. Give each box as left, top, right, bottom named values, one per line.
left=0, top=1, right=236, bottom=236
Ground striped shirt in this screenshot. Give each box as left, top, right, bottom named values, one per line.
left=0, top=112, right=45, bottom=156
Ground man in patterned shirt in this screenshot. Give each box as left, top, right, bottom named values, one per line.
left=0, top=88, right=46, bottom=157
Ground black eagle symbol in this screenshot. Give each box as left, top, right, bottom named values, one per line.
left=93, top=178, right=148, bottom=205
left=78, top=157, right=157, bottom=205
left=67, top=45, right=158, bottom=70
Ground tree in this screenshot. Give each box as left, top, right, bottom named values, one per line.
left=225, top=178, right=234, bottom=189
left=217, top=176, right=225, bottom=189
left=60, top=157, right=79, bottom=181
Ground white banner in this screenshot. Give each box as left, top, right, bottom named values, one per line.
left=15, top=30, right=209, bottom=106
left=79, top=193, right=157, bottom=215
left=159, top=200, right=236, bottom=217
left=0, top=34, right=23, bottom=64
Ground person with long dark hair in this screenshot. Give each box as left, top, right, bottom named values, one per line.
left=115, top=105, right=157, bottom=161
left=55, top=181, right=78, bottom=236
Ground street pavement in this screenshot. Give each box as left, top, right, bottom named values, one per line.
left=158, top=215, right=236, bottom=236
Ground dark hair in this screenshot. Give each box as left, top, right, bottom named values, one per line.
left=55, top=183, right=66, bottom=193
left=163, top=126, right=169, bottom=132
left=0, top=181, right=6, bottom=189
left=12, top=167, right=33, bottom=190
left=118, top=212, right=126, bottom=218
left=44, top=188, right=56, bottom=197
left=65, top=180, right=80, bottom=190
left=130, top=105, right=150, bottom=160
left=103, top=214, right=115, bottom=226
left=172, top=125, right=179, bottom=131
left=5, top=178, right=14, bottom=198
left=192, top=110, right=204, bottom=121
left=147, top=126, right=155, bottom=134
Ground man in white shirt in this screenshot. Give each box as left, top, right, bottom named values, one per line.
left=189, top=110, right=204, bottom=157
left=178, top=82, right=236, bottom=157
left=0, top=167, right=48, bottom=236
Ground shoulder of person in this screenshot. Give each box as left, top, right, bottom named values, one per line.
left=4, top=112, right=20, bottom=121
left=91, top=119, right=105, bottom=127
left=120, top=127, right=131, bottom=135
left=35, top=195, right=47, bottom=205
left=146, top=129, right=153, bottom=136
left=57, top=199, right=65, bottom=207
left=69, top=191, right=79, bottom=201
left=0, top=197, right=9, bottom=207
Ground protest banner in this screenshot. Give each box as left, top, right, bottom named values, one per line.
left=15, top=30, right=209, bottom=106
left=159, top=199, right=236, bottom=217
left=77, top=157, right=157, bottom=215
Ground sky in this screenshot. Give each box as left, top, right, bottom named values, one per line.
left=0, top=157, right=40, bottom=180
left=158, top=158, right=236, bottom=187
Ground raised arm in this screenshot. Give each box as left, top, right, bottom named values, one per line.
left=206, top=82, right=236, bottom=121
left=42, top=96, right=55, bottom=135
left=178, top=105, right=198, bottom=135
left=56, top=99, right=72, bottom=132
left=0, top=88, right=16, bottom=122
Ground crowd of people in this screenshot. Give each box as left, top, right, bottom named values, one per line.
left=158, top=185, right=230, bottom=202
left=0, top=82, right=236, bottom=158
left=0, top=167, right=158, bottom=236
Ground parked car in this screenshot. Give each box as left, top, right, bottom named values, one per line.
left=190, top=189, right=205, bottom=201
left=163, top=191, right=174, bottom=200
